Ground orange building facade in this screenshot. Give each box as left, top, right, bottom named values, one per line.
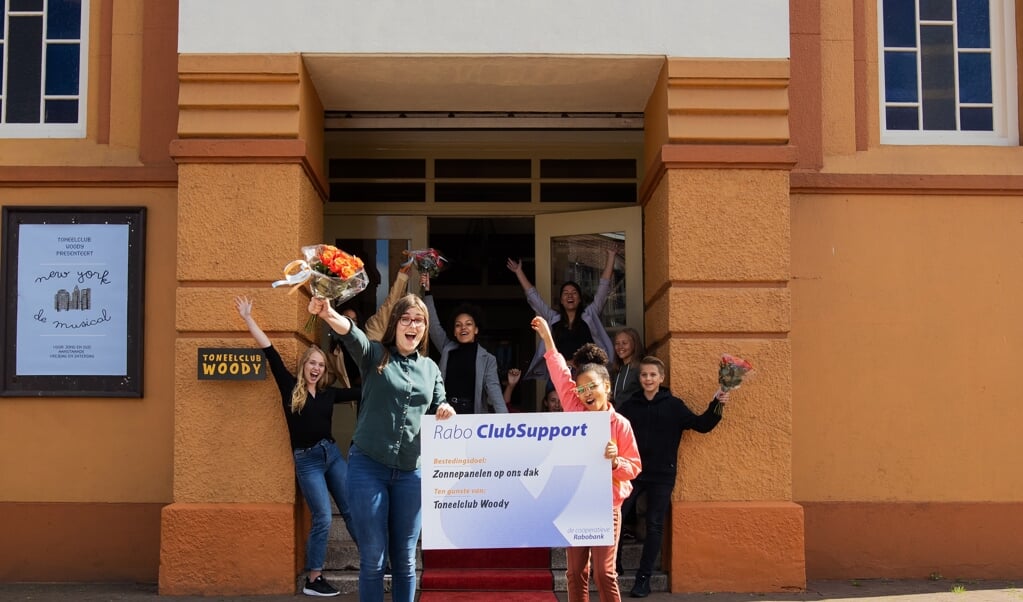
left=1, top=0, right=1021, bottom=595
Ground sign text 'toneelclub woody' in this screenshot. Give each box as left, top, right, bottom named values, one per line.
left=197, top=348, right=266, bottom=380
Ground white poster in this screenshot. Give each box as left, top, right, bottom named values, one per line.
left=16, top=224, right=130, bottom=376
left=421, top=412, right=614, bottom=550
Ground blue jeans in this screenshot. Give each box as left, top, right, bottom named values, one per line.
left=346, top=444, right=422, bottom=602
left=619, top=478, right=674, bottom=576
left=293, top=439, right=355, bottom=572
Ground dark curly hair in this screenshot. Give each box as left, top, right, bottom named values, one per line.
left=449, top=303, right=485, bottom=333
left=571, top=342, right=608, bottom=367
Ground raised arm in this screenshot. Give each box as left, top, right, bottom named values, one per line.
left=310, top=297, right=352, bottom=336
left=531, top=315, right=556, bottom=355
left=235, top=296, right=271, bottom=348
left=601, top=247, right=617, bottom=281
left=506, top=257, right=536, bottom=292
left=503, top=368, right=521, bottom=406
left=364, top=264, right=411, bottom=340
left=421, top=275, right=452, bottom=352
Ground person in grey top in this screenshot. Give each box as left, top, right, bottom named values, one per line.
left=421, top=273, right=517, bottom=414
left=310, top=294, right=455, bottom=602
left=507, top=248, right=618, bottom=381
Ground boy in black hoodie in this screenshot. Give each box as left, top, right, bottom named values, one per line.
left=615, top=356, right=730, bottom=598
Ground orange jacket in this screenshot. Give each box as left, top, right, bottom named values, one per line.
left=544, top=349, right=642, bottom=507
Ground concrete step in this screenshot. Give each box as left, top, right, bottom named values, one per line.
left=312, top=571, right=420, bottom=595
left=315, top=569, right=668, bottom=596
left=549, top=541, right=661, bottom=571
left=552, top=569, right=669, bottom=594
left=323, top=541, right=667, bottom=593
left=324, top=510, right=667, bottom=593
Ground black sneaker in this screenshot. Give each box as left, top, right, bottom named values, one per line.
left=303, top=575, right=340, bottom=597
left=630, top=573, right=651, bottom=598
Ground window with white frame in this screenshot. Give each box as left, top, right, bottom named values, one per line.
left=878, top=0, right=1019, bottom=145
left=1, top=0, right=89, bottom=138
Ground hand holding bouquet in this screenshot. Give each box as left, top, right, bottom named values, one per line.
left=718, top=353, right=753, bottom=392
left=403, top=248, right=449, bottom=278
left=273, top=245, right=369, bottom=329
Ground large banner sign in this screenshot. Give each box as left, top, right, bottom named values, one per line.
left=421, top=412, right=613, bottom=550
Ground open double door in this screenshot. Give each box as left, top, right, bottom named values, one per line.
left=324, top=206, right=642, bottom=446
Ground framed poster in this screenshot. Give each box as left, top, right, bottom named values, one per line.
left=1, top=207, right=146, bottom=397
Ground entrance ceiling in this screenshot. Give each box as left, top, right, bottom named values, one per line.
left=303, top=55, right=665, bottom=113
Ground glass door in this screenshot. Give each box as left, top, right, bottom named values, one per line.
left=531, top=205, right=643, bottom=406
left=535, top=206, right=643, bottom=335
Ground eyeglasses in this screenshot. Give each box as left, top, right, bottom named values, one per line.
left=398, top=316, right=426, bottom=328
left=572, top=381, right=601, bottom=395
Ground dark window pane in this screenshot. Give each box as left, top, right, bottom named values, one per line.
left=329, top=183, right=426, bottom=203
left=45, top=43, right=79, bottom=95
left=886, top=106, right=919, bottom=130
left=957, top=0, right=990, bottom=48
left=435, top=159, right=530, bottom=179
left=44, top=98, right=77, bottom=123
left=540, top=159, right=636, bottom=179
left=540, top=183, right=636, bottom=203
left=919, top=0, right=952, bottom=20
left=10, top=0, right=44, bottom=10
left=920, top=25, right=956, bottom=130
left=883, top=0, right=917, bottom=47
left=960, top=107, right=993, bottom=131
left=958, top=53, right=992, bottom=103
left=328, top=159, right=425, bottom=179
left=435, top=183, right=531, bottom=203
left=47, top=0, right=82, bottom=40
left=884, top=51, right=919, bottom=102
left=7, top=16, right=43, bottom=123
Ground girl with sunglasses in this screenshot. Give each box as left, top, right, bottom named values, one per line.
left=530, top=316, right=641, bottom=602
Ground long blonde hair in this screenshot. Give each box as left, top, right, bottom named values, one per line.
left=291, top=346, right=330, bottom=414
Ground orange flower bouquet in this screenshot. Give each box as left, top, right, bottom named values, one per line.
left=272, top=244, right=369, bottom=303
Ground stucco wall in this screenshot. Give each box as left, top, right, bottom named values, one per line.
left=791, top=193, right=1023, bottom=502
left=797, top=0, right=1023, bottom=504
left=0, top=189, right=176, bottom=502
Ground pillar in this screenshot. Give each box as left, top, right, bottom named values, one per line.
left=641, top=58, right=805, bottom=592
left=159, top=54, right=326, bottom=595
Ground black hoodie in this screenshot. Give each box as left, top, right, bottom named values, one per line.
left=616, top=387, right=724, bottom=483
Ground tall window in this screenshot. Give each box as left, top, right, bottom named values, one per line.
left=878, top=0, right=1018, bottom=145
left=1, top=0, right=89, bottom=138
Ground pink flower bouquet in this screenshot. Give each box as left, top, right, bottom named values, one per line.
left=403, top=248, right=449, bottom=278
left=718, top=354, right=753, bottom=392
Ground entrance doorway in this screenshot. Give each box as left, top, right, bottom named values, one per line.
left=324, top=206, right=643, bottom=421
left=420, top=216, right=536, bottom=411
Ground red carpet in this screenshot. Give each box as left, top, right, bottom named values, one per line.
left=420, top=548, right=554, bottom=599
left=419, top=592, right=557, bottom=601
